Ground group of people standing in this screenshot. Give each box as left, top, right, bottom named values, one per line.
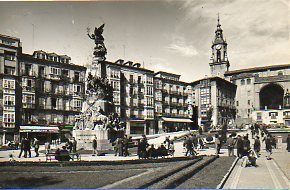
left=214, top=123, right=285, bottom=167
left=183, top=134, right=204, bottom=156
left=114, top=135, right=131, bottom=157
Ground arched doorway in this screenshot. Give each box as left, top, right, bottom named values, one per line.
left=260, top=83, right=284, bottom=110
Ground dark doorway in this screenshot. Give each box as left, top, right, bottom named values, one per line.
left=260, top=83, right=284, bottom=110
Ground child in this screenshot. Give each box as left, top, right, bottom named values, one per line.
left=9, top=153, right=15, bottom=162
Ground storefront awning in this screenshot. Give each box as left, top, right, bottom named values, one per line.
left=162, top=117, right=193, bottom=123
left=19, top=126, right=59, bottom=133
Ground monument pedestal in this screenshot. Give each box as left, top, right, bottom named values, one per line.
left=73, top=127, right=113, bottom=151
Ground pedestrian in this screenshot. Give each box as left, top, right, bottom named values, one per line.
left=215, top=134, right=221, bottom=154
left=66, top=139, right=73, bottom=153
left=236, top=135, right=244, bottom=158
left=254, top=136, right=261, bottom=157
left=18, top=138, right=26, bottom=158
left=45, top=141, right=51, bottom=154
left=72, top=137, right=77, bottom=153
left=184, top=136, right=194, bottom=156
left=192, top=134, right=198, bottom=149
left=148, top=144, right=157, bottom=159
left=271, top=136, right=277, bottom=149
left=163, top=136, right=171, bottom=150
left=198, top=126, right=203, bottom=135
left=139, top=136, right=149, bottom=158
left=226, top=135, right=235, bottom=157
left=242, top=136, right=251, bottom=157
left=23, top=138, right=31, bottom=158
left=33, top=138, right=40, bottom=157
left=287, top=134, right=290, bottom=152
left=168, top=141, right=175, bottom=156
left=198, top=137, right=204, bottom=149
left=92, top=136, right=98, bottom=155
left=261, top=131, right=264, bottom=138
left=265, top=135, right=272, bottom=160
left=123, top=135, right=129, bottom=157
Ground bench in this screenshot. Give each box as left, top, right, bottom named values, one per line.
left=46, top=153, right=81, bottom=162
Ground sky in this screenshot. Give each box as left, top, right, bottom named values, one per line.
left=0, top=0, right=289, bottom=82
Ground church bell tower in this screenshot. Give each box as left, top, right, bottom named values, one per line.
left=209, top=15, right=230, bottom=77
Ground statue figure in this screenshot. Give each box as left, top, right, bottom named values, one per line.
left=86, top=72, right=114, bottom=102
left=87, top=24, right=107, bottom=60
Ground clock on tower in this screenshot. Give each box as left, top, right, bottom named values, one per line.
left=209, top=15, right=230, bottom=78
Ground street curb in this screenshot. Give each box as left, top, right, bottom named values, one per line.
left=0, top=156, right=197, bottom=167
left=216, top=156, right=239, bottom=189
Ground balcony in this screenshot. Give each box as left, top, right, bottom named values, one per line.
left=73, top=107, right=81, bottom=112
left=60, top=75, right=71, bottom=83
left=23, top=103, right=35, bottom=109
left=138, top=103, right=144, bottom=108
left=54, top=90, right=64, bottom=95
left=49, top=74, right=61, bottom=80
left=39, top=105, right=52, bottom=110
left=22, top=86, right=35, bottom=92
left=22, top=70, right=36, bottom=77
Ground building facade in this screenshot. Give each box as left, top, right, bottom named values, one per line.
left=101, top=59, right=156, bottom=135
left=0, top=34, right=86, bottom=144
left=210, top=17, right=290, bottom=127
left=191, top=77, right=236, bottom=128
left=0, top=34, right=22, bottom=144
left=18, top=51, right=86, bottom=141
left=225, top=65, right=290, bottom=126
left=154, top=72, right=193, bottom=133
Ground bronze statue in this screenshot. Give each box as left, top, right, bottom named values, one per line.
left=87, top=24, right=107, bottom=60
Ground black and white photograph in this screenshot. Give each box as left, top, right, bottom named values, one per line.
left=0, top=0, right=289, bottom=189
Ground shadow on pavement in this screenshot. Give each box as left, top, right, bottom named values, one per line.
left=1, top=176, right=63, bottom=188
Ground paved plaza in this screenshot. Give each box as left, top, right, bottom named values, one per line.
left=0, top=129, right=289, bottom=189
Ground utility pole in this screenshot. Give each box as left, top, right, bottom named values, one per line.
left=32, top=24, right=35, bottom=50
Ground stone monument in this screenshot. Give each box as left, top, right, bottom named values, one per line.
left=73, top=24, right=120, bottom=150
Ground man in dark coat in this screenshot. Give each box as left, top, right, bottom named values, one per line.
left=287, top=134, right=290, bottom=152
left=92, top=136, right=98, bottom=155
left=23, top=138, right=31, bottom=158
left=265, top=135, right=272, bottom=160
left=18, top=138, right=26, bottom=158
left=254, top=136, right=261, bottom=157
left=123, top=135, right=129, bottom=157
left=242, top=136, right=250, bottom=157
left=72, top=137, right=77, bottom=153
left=184, top=136, right=194, bottom=156
left=236, top=135, right=244, bottom=158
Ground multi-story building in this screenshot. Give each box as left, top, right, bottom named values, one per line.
left=191, top=77, right=236, bottom=128
left=0, top=34, right=22, bottom=144
left=225, top=65, right=290, bottom=126
left=18, top=51, right=86, bottom=141
left=210, top=16, right=290, bottom=127
left=154, top=71, right=194, bottom=133
left=101, top=59, right=155, bottom=135
left=0, top=34, right=86, bottom=144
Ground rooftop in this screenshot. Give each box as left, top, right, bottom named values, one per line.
left=225, top=64, right=290, bottom=75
